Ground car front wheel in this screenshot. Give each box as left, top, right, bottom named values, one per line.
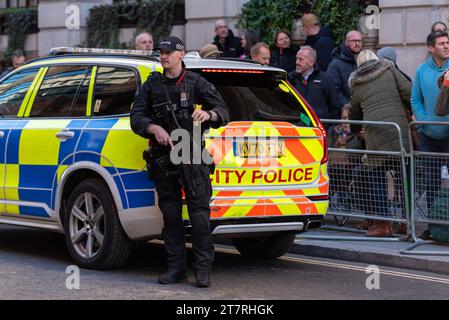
left=63, top=178, right=133, bottom=270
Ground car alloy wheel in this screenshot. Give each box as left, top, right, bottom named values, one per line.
left=68, top=192, right=105, bottom=259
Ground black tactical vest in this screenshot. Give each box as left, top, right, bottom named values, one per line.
left=146, top=70, right=201, bottom=134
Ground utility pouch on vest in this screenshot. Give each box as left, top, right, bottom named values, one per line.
left=153, top=101, right=174, bottom=129
left=143, top=146, right=178, bottom=180
left=142, top=147, right=156, bottom=180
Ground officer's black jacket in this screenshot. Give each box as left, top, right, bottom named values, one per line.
left=130, top=64, right=229, bottom=143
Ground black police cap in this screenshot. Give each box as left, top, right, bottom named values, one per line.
left=155, top=36, right=185, bottom=52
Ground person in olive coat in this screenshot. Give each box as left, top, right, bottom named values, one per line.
left=348, top=50, right=412, bottom=237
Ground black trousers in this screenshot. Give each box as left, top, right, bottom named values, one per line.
left=154, top=163, right=214, bottom=274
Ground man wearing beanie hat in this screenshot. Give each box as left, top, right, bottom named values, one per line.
left=377, top=47, right=397, bottom=63
left=131, top=36, right=229, bottom=288
left=377, top=47, right=411, bottom=82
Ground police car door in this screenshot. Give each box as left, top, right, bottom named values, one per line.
left=3, top=65, right=92, bottom=219
left=0, top=67, right=41, bottom=217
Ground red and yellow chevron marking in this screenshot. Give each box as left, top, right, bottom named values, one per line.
left=205, top=121, right=324, bottom=186
left=181, top=121, right=329, bottom=220
left=206, top=122, right=323, bottom=163
left=181, top=191, right=328, bottom=220
left=181, top=170, right=329, bottom=220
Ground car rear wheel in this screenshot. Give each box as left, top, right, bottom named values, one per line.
left=63, top=178, right=133, bottom=270
left=231, top=232, right=296, bottom=259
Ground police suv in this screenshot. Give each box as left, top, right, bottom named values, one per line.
left=0, top=48, right=329, bottom=269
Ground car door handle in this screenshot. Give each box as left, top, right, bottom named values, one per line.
left=56, top=130, right=75, bottom=142
left=0, top=131, right=4, bottom=139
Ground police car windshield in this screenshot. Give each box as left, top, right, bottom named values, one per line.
left=194, top=70, right=313, bottom=127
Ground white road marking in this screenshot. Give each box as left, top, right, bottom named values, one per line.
left=151, top=240, right=449, bottom=285
left=213, top=245, right=449, bottom=285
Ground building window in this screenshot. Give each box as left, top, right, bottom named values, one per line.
left=0, top=0, right=38, bottom=8
left=173, top=0, right=186, bottom=25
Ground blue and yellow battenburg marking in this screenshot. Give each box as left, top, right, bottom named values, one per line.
left=0, top=116, right=155, bottom=218
left=0, top=62, right=158, bottom=219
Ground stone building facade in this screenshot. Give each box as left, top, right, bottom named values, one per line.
left=380, top=0, right=449, bottom=79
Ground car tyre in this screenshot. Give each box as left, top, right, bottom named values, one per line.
left=63, top=178, right=133, bottom=270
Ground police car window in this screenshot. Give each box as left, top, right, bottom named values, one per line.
left=30, top=66, right=91, bottom=117
left=196, top=71, right=312, bottom=127
left=92, top=67, right=137, bottom=116
left=0, top=67, right=39, bottom=118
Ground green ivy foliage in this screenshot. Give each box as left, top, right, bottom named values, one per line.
left=238, top=0, right=304, bottom=45
left=86, top=0, right=176, bottom=49
left=238, top=0, right=370, bottom=46
left=86, top=4, right=121, bottom=48
left=2, top=8, right=38, bottom=61
left=135, top=0, right=176, bottom=43
left=312, top=0, right=366, bottom=44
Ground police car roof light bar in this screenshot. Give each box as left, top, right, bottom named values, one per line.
left=49, top=47, right=155, bottom=57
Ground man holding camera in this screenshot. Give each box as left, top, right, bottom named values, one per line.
left=130, top=37, right=229, bottom=288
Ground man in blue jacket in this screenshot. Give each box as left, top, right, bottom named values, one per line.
left=411, top=30, right=449, bottom=240
left=411, top=30, right=449, bottom=151
left=327, top=31, right=363, bottom=108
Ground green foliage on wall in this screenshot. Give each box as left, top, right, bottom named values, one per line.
left=2, top=8, right=38, bottom=61
left=312, top=0, right=366, bottom=44
left=238, top=0, right=371, bottom=45
left=238, top=0, right=304, bottom=45
left=86, top=0, right=176, bottom=49
left=134, top=0, right=176, bottom=41
left=86, top=4, right=121, bottom=48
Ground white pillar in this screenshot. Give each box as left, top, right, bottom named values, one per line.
left=37, top=0, right=112, bottom=56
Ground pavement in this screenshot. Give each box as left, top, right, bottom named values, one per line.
left=293, top=219, right=449, bottom=275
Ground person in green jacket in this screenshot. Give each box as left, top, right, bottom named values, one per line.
left=349, top=50, right=412, bottom=237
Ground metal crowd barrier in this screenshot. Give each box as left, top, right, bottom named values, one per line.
left=297, top=119, right=411, bottom=242
left=401, top=121, right=449, bottom=255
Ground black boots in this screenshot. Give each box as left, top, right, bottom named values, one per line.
left=158, top=269, right=211, bottom=288
left=195, top=272, right=211, bottom=288
left=158, top=270, right=188, bottom=284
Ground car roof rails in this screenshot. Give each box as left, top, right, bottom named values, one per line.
left=184, top=51, right=202, bottom=59
left=46, top=47, right=160, bottom=61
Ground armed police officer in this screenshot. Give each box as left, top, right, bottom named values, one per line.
left=130, top=37, right=229, bottom=288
